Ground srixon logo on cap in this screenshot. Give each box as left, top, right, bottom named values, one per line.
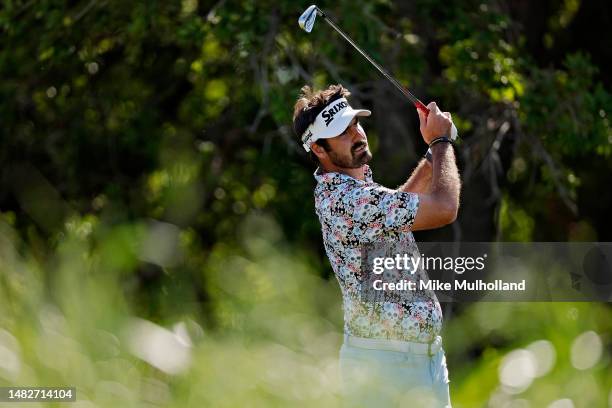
left=322, top=101, right=348, bottom=126
left=302, top=129, right=313, bottom=143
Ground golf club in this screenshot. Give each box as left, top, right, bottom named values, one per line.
left=298, top=4, right=458, bottom=140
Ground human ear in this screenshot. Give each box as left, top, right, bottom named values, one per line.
left=311, top=142, right=327, bottom=158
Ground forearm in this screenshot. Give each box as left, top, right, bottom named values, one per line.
left=399, top=158, right=432, bottom=193
left=430, top=143, right=460, bottom=215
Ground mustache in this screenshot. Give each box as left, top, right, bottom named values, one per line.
left=352, top=141, right=367, bottom=152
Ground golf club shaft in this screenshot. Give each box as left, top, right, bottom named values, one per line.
left=318, top=9, right=430, bottom=114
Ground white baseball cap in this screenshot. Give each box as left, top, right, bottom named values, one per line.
left=301, top=97, right=371, bottom=152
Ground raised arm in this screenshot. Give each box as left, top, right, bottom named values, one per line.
left=410, top=102, right=461, bottom=231
left=399, top=158, right=432, bottom=194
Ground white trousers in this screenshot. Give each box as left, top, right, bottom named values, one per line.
left=339, top=336, right=451, bottom=407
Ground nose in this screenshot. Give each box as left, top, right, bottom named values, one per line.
left=351, top=123, right=366, bottom=142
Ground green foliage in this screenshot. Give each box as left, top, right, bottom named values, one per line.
left=522, top=53, right=612, bottom=156
left=498, top=195, right=535, bottom=241
left=1, top=0, right=611, bottom=406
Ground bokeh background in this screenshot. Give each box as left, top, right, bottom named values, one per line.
left=1, top=0, right=611, bottom=406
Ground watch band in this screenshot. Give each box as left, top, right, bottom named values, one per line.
left=425, top=136, right=453, bottom=163
left=429, top=136, right=452, bottom=147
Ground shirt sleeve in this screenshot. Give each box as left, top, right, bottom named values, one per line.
left=347, top=183, right=420, bottom=242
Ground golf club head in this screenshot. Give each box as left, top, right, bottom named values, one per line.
left=298, top=5, right=319, bottom=33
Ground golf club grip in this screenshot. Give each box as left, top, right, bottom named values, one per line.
left=415, top=101, right=458, bottom=140
left=415, top=100, right=429, bottom=115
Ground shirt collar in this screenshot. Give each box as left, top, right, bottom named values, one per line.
left=313, top=164, right=373, bottom=185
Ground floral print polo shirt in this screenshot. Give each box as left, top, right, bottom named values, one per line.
left=314, top=165, right=442, bottom=343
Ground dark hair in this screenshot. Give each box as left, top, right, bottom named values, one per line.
left=292, top=84, right=351, bottom=162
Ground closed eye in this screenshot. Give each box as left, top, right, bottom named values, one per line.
left=340, top=118, right=360, bottom=136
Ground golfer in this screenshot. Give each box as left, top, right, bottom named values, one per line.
left=293, top=84, right=460, bottom=407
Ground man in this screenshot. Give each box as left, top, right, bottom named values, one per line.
left=292, top=84, right=460, bottom=407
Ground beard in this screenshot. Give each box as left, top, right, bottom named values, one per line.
left=327, top=142, right=372, bottom=169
